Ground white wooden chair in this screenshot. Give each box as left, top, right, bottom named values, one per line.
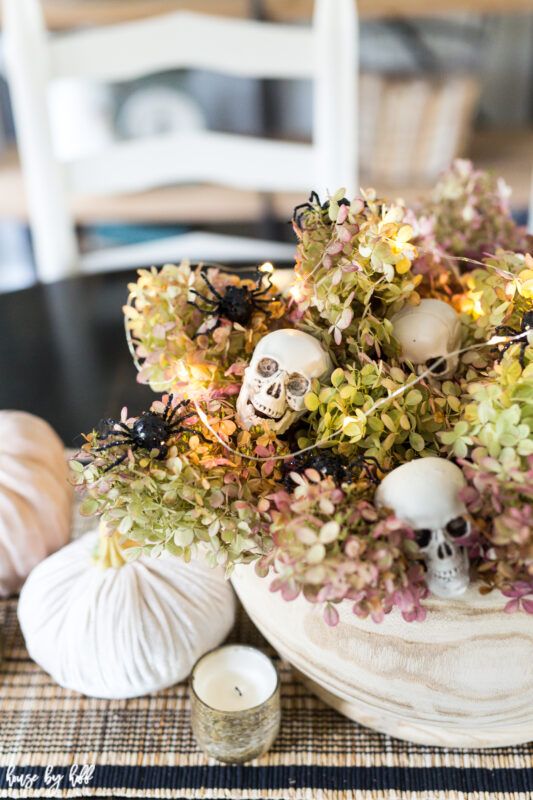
left=529, top=168, right=533, bottom=235
left=3, top=0, right=358, bottom=283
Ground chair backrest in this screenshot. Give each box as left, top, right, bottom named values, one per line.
left=3, top=0, right=358, bottom=282
left=529, top=167, right=533, bottom=235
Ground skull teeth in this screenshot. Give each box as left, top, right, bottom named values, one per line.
left=432, top=567, right=462, bottom=578
left=247, top=400, right=283, bottom=421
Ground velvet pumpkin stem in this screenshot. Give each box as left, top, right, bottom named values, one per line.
left=93, top=520, right=135, bottom=570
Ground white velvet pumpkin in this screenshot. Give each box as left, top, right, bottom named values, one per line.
left=18, top=528, right=236, bottom=699
left=0, top=410, right=71, bottom=596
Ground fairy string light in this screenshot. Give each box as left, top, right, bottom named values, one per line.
left=190, top=330, right=529, bottom=463
left=124, top=287, right=530, bottom=463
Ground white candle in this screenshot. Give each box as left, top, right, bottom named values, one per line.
left=190, top=645, right=281, bottom=763
left=192, top=645, right=278, bottom=712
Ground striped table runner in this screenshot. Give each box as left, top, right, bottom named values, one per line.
left=0, top=504, right=531, bottom=798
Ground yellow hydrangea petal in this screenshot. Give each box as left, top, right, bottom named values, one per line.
left=518, top=269, right=533, bottom=282
left=396, top=224, right=413, bottom=243
left=519, top=279, right=533, bottom=299
left=395, top=257, right=411, bottom=275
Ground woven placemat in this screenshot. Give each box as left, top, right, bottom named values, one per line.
left=0, top=495, right=532, bottom=799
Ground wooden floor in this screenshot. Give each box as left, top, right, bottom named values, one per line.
left=1, top=128, right=531, bottom=227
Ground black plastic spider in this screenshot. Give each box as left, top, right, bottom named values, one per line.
left=282, top=451, right=380, bottom=492
left=93, top=395, right=206, bottom=472
left=493, top=309, right=533, bottom=368
left=187, top=268, right=278, bottom=338
left=292, top=190, right=350, bottom=229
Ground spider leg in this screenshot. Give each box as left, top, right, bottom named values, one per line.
left=292, top=202, right=313, bottom=216
left=359, top=464, right=379, bottom=484
left=253, top=268, right=275, bottom=294
left=359, top=455, right=380, bottom=469
left=494, top=325, right=518, bottom=336
left=283, top=462, right=299, bottom=491
left=94, top=418, right=119, bottom=439
left=520, top=340, right=528, bottom=369
left=167, top=413, right=195, bottom=430
left=191, top=315, right=222, bottom=339
left=199, top=270, right=223, bottom=300
left=338, top=468, right=352, bottom=485
left=253, top=270, right=266, bottom=291
left=494, top=341, right=511, bottom=363
left=103, top=451, right=130, bottom=473
left=292, top=201, right=314, bottom=226
left=253, top=306, right=272, bottom=320
left=188, top=299, right=218, bottom=317
left=162, top=393, right=174, bottom=421
left=115, top=421, right=134, bottom=435
left=250, top=299, right=273, bottom=320
left=353, top=456, right=380, bottom=484
left=283, top=456, right=309, bottom=490
left=188, top=290, right=218, bottom=307
left=94, top=419, right=131, bottom=442
left=167, top=399, right=190, bottom=424
left=94, top=430, right=115, bottom=442
left=168, top=411, right=196, bottom=427
left=174, top=426, right=209, bottom=443
left=174, top=399, right=190, bottom=410
left=93, top=438, right=132, bottom=452
left=252, top=282, right=277, bottom=298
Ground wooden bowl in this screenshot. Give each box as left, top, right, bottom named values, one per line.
left=231, top=565, right=533, bottom=747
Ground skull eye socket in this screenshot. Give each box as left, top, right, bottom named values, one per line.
left=257, top=357, right=279, bottom=377
left=446, top=517, right=470, bottom=538
left=287, top=373, right=309, bottom=396
left=426, top=356, right=447, bottom=375
left=414, top=528, right=432, bottom=548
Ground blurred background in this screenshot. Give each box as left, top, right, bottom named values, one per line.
left=0, top=0, right=532, bottom=293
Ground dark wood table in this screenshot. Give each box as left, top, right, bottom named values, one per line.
left=0, top=271, right=155, bottom=445
left=2, top=270, right=533, bottom=799
left=0, top=264, right=290, bottom=445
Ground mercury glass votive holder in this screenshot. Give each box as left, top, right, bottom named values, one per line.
left=190, top=644, right=281, bottom=763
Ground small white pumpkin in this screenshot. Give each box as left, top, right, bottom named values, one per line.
left=0, top=411, right=71, bottom=596
left=18, top=526, right=236, bottom=699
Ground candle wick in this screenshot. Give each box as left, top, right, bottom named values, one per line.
left=234, top=686, right=242, bottom=696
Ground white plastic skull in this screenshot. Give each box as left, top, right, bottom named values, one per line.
left=391, top=299, right=461, bottom=379
left=375, top=457, right=470, bottom=599
left=237, top=329, right=332, bottom=434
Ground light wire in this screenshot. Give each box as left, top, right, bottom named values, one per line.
left=124, top=284, right=529, bottom=462
left=189, top=330, right=528, bottom=462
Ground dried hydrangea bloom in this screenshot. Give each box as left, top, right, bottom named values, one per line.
left=302, top=360, right=459, bottom=474
left=415, top=159, right=531, bottom=267
left=125, top=261, right=289, bottom=397
left=70, top=396, right=289, bottom=575
left=460, top=456, right=533, bottom=611
left=258, top=477, right=428, bottom=625
left=291, top=188, right=422, bottom=358
left=105, top=181, right=533, bottom=618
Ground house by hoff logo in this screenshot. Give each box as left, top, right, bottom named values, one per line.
left=6, top=764, right=95, bottom=791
